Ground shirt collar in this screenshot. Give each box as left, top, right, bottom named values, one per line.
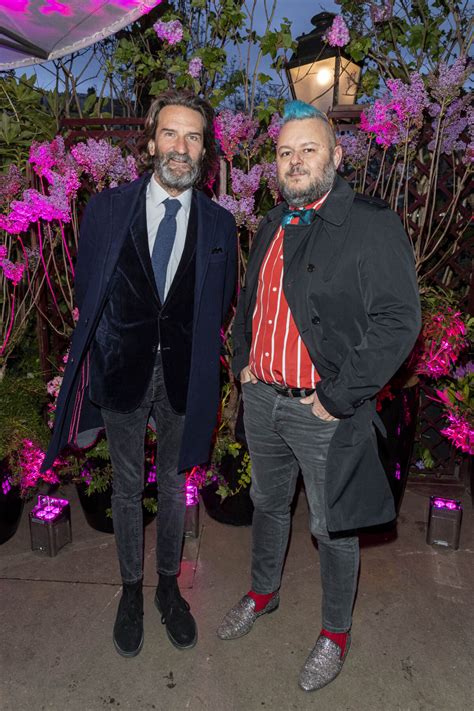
left=149, top=174, right=192, bottom=214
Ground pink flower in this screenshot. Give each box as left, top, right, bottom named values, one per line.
left=370, top=1, right=393, bottom=23
left=214, top=110, right=259, bottom=161
left=325, top=15, right=350, bottom=48
left=71, top=139, right=137, bottom=190
left=153, top=19, right=183, bottom=45
left=188, top=57, right=203, bottom=78
left=267, top=113, right=282, bottom=144
left=46, top=375, right=63, bottom=398
left=0, top=253, right=25, bottom=285
left=0, top=164, right=25, bottom=209
left=231, top=165, right=263, bottom=198
left=217, top=194, right=259, bottom=232
left=360, top=72, right=429, bottom=147
left=441, top=412, right=474, bottom=455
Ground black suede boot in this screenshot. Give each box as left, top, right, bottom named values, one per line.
left=113, top=580, right=144, bottom=657
left=155, top=574, right=197, bottom=649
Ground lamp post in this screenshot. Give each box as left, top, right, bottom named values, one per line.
left=285, top=12, right=361, bottom=118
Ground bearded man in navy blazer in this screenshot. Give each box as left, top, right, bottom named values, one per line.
left=43, top=90, right=237, bottom=656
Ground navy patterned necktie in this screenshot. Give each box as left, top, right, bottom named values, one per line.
left=152, top=198, right=181, bottom=302
left=281, top=206, right=314, bottom=227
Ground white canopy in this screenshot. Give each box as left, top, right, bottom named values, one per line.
left=0, top=0, right=162, bottom=70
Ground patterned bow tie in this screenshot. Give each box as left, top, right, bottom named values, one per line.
left=281, top=207, right=315, bottom=227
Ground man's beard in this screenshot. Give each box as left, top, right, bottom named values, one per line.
left=153, top=150, right=201, bottom=191
left=279, top=156, right=336, bottom=207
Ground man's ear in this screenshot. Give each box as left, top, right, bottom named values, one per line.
left=333, top=144, right=343, bottom=170
left=148, top=140, right=155, bottom=156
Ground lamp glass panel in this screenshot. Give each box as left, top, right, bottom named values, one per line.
left=288, top=57, right=361, bottom=113
left=338, top=59, right=361, bottom=106
left=289, top=57, right=337, bottom=114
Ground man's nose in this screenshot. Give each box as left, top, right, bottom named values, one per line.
left=289, top=151, right=303, bottom=165
left=173, top=135, right=187, bottom=154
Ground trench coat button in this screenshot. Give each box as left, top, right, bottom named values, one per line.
left=84, top=317, right=89, bottom=325
left=311, top=315, right=320, bottom=325
left=70, top=357, right=75, bottom=364
left=307, top=264, right=315, bottom=272
left=354, top=398, right=364, bottom=407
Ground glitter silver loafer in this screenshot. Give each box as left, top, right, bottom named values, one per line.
left=216, top=593, right=280, bottom=640
left=299, top=634, right=351, bottom=691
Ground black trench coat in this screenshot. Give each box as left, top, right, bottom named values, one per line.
left=232, top=175, right=421, bottom=532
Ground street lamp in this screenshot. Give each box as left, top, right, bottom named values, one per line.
left=285, top=12, right=361, bottom=116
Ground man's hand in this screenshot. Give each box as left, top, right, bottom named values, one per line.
left=300, top=391, right=338, bottom=421
left=240, top=366, right=258, bottom=384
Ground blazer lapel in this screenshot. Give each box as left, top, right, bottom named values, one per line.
left=105, top=173, right=150, bottom=289
left=129, top=183, right=160, bottom=303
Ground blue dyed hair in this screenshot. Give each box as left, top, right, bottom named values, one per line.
left=282, top=100, right=328, bottom=124
left=281, top=100, right=335, bottom=149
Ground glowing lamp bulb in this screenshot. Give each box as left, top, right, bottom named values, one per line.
left=316, top=68, right=332, bottom=86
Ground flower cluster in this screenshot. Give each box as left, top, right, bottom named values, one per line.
left=0, top=244, right=25, bottom=285
left=267, top=113, right=282, bottom=144
left=338, top=131, right=371, bottom=168
left=261, top=161, right=279, bottom=201
left=428, top=57, right=469, bottom=104
left=370, top=1, right=393, bottom=24
left=428, top=95, right=473, bottom=160
left=153, top=19, right=183, bottom=45
left=217, top=194, right=259, bottom=232
left=325, top=15, right=350, bottom=48
left=360, top=72, right=429, bottom=147
left=188, top=57, right=203, bottom=79
left=71, top=139, right=137, bottom=190
left=231, top=165, right=263, bottom=198
left=416, top=307, right=467, bottom=378
left=214, top=110, right=260, bottom=161
left=440, top=412, right=473, bottom=455
left=0, top=165, right=25, bottom=209
left=29, top=136, right=75, bottom=183
left=14, top=439, right=60, bottom=493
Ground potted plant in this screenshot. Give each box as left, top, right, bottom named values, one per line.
left=0, top=371, right=51, bottom=543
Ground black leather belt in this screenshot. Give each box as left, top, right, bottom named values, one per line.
left=267, top=382, right=315, bottom=398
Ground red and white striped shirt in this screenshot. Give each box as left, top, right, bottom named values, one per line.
left=249, top=193, right=329, bottom=388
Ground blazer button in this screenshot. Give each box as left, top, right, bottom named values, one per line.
left=307, top=264, right=315, bottom=272
left=311, top=315, right=320, bottom=325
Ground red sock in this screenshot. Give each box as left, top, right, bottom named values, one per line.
left=321, top=628, right=349, bottom=657
left=247, top=590, right=276, bottom=612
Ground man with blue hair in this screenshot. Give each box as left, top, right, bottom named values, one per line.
left=217, top=100, right=421, bottom=691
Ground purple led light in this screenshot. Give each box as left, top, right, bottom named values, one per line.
left=32, top=495, right=69, bottom=522
left=431, top=497, right=461, bottom=511
left=1, top=478, right=12, bottom=495
left=186, top=482, right=198, bottom=507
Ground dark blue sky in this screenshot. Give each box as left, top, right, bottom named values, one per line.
left=17, top=1, right=340, bottom=91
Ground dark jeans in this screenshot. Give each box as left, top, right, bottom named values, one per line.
left=101, top=354, right=185, bottom=584
left=242, top=380, right=359, bottom=633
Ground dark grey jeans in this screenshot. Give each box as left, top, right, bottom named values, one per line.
left=242, top=379, right=359, bottom=633
left=101, top=354, right=185, bottom=584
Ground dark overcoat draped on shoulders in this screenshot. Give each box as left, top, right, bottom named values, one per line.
left=42, top=173, right=237, bottom=473
left=232, top=174, right=421, bottom=533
